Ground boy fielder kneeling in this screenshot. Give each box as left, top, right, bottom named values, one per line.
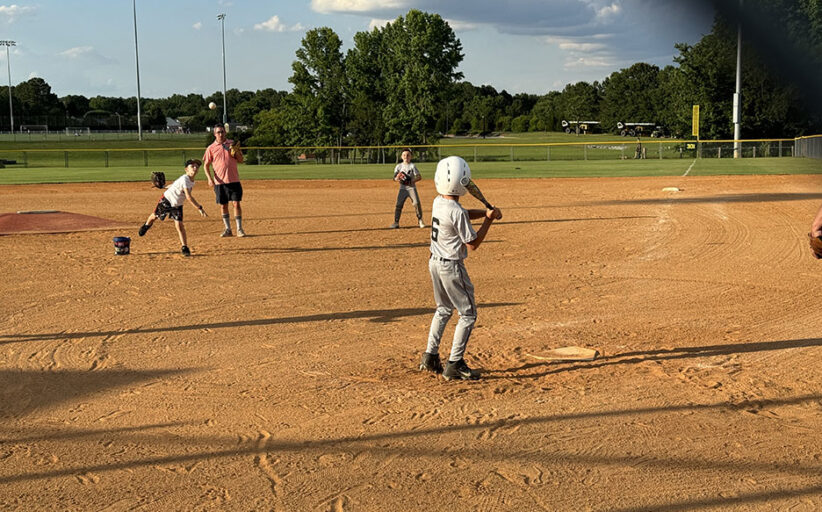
left=420, top=156, right=502, bottom=381
left=138, top=159, right=207, bottom=257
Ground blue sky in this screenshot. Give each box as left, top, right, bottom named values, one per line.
left=0, top=0, right=713, bottom=99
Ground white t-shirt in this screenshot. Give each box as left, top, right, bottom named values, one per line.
left=163, top=174, right=194, bottom=207
left=393, top=162, right=420, bottom=187
left=429, top=195, right=477, bottom=260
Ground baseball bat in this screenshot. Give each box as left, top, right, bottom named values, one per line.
left=465, top=179, right=495, bottom=210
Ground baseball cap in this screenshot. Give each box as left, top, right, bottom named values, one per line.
left=185, top=158, right=202, bottom=168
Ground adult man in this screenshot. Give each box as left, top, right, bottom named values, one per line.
left=203, top=125, right=245, bottom=237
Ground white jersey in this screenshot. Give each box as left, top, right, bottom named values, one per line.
left=429, top=195, right=477, bottom=261
left=163, top=174, right=194, bottom=207
left=394, top=162, right=420, bottom=187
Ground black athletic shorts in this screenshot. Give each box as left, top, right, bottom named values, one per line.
left=154, top=197, right=183, bottom=221
left=214, top=182, right=243, bottom=204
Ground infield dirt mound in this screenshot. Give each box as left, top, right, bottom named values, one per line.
left=2, top=176, right=822, bottom=511
left=0, top=211, right=129, bottom=235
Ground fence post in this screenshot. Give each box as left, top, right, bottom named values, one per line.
left=753, top=146, right=756, bottom=158
left=105, top=151, right=109, bottom=168
left=658, top=143, right=662, bottom=159
left=779, top=140, right=783, bottom=157
left=583, top=144, right=587, bottom=161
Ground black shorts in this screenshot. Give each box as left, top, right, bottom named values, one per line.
left=214, top=182, right=243, bottom=204
left=154, top=197, right=183, bottom=221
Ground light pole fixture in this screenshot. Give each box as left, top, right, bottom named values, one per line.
left=0, top=40, right=16, bottom=135
left=132, top=0, right=143, bottom=141
left=217, top=13, right=228, bottom=128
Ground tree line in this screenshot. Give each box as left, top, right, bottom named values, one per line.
left=2, top=2, right=819, bottom=145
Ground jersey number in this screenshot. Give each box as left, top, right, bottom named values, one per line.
left=431, top=217, right=439, bottom=241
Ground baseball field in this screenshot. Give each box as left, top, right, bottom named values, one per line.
left=3, top=161, right=822, bottom=510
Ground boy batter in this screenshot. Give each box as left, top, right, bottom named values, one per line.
left=390, top=148, right=426, bottom=229
left=419, top=156, right=502, bottom=381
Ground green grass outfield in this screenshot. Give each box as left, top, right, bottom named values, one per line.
left=0, top=157, right=820, bottom=185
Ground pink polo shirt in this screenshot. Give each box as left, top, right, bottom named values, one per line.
left=203, top=140, right=240, bottom=184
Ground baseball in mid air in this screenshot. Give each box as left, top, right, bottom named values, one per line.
left=208, top=102, right=217, bottom=110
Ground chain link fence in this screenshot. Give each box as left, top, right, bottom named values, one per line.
left=0, top=137, right=814, bottom=169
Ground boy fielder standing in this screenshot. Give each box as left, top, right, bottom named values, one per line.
left=420, top=156, right=502, bottom=381
left=390, top=148, right=426, bottom=229
left=138, top=159, right=207, bottom=257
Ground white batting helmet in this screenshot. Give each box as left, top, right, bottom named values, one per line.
left=434, top=156, right=471, bottom=196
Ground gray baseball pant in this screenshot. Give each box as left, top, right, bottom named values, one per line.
left=426, top=257, right=477, bottom=362
left=395, top=186, right=423, bottom=222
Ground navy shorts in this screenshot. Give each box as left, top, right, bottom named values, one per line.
left=214, top=182, right=243, bottom=204
left=154, top=197, right=183, bottom=221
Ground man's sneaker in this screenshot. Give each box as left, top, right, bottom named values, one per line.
left=237, top=229, right=247, bottom=238
left=442, top=359, right=480, bottom=381
left=419, top=352, right=443, bottom=374
left=181, top=245, right=191, bottom=257
left=418, top=219, right=426, bottom=228
left=138, top=224, right=150, bottom=237
left=389, top=222, right=399, bottom=229
left=220, top=229, right=233, bottom=237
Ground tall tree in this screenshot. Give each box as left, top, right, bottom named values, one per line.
left=345, top=28, right=387, bottom=146
left=381, top=10, right=463, bottom=144
left=599, top=63, right=661, bottom=133
left=288, top=27, right=346, bottom=147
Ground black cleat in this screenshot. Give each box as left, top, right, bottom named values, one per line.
left=138, top=224, right=150, bottom=236
left=442, top=359, right=480, bottom=381
left=181, top=245, right=191, bottom=257
left=419, top=352, right=443, bottom=374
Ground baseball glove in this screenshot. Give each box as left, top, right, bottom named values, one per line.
left=397, top=171, right=412, bottom=186
left=229, top=141, right=240, bottom=158
left=151, top=171, right=166, bottom=189
left=809, top=233, right=822, bottom=259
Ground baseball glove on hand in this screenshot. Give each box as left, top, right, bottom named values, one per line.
left=809, top=233, right=822, bottom=259
left=398, top=172, right=412, bottom=186
left=151, top=171, right=166, bottom=189
left=229, top=141, right=240, bottom=158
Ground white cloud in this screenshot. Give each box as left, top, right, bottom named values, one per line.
left=0, top=4, right=35, bottom=23
left=59, top=46, right=94, bottom=59
left=368, top=18, right=390, bottom=30
left=193, top=21, right=202, bottom=30
left=254, top=15, right=304, bottom=32
left=57, top=46, right=115, bottom=64
left=312, top=0, right=407, bottom=13
left=564, top=56, right=612, bottom=68
left=594, top=2, right=621, bottom=20
left=444, top=18, right=478, bottom=32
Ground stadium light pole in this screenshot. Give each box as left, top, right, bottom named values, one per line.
left=733, top=0, right=743, bottom=158
left=217, top=13, right=228, bottom=128
left=132, top=0, right=143, bottom=141
left=0, top=40, right=16, bottom=136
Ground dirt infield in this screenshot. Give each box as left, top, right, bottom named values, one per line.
left=0, top=211, right=130, bottom=235
left=3, top=175, right=822, bottom=511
